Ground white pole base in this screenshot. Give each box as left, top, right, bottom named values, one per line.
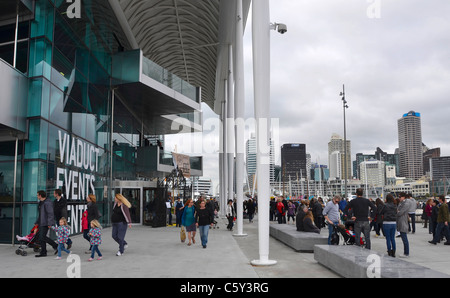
left=250, top=259, right=277, bottom=266
left=233, top=233, right=248, bottom=237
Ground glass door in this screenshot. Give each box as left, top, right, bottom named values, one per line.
left=143, top=188, right=156, bottom=226
left=121, top=188, right=141, bottom=224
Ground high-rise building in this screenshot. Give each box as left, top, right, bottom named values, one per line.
left=246, top=133, right=275, bottom=189
left=328, top=133, right=351, bottom=180
left=281, top=144, right=306, bottom=185
left=398, top=111, right=423, bottom=180
left=359, top=159, right=386, bottom=187
left=429, top=156, right=450, bottom=195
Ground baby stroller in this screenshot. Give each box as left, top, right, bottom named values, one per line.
left=333, top=222, right=365, bottom=246
left=15, top=224, right=41, bottom=256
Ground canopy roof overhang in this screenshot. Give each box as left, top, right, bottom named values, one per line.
left=111, top=0, right=251, bottom=116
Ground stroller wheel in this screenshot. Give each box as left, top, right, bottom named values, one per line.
left=21, top=250, right=27, bottom=256
left=33, top=247, right=40, bottom=252
left=15, top=249, right=21, bottom=255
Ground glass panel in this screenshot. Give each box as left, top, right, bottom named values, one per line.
left=141, top=55, right=199, bottom=102
left=28, top=78, right=51, bottom=118
left=49, top=84, right=69, bottom=128
left=30, top=0, right=54, bottom=41
left=25, top=119, right=48, bottom=160
left=28, top=38, right=52, bottom=79
left=22, top=161, right=47, bottom=202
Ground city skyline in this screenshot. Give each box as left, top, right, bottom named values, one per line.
left=166, top=0, right=450, bottom=190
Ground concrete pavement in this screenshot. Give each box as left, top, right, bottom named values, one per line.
left=1, top=215, right=449, bottom=278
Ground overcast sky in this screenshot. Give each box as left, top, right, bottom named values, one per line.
left=167, top=0, right=450, bottom=193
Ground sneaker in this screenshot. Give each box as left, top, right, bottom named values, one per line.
left=124, top=244, right=128, bottom=250
left=399, top=254, right=409, bottom=258
left=54, top=256, right=62, bottom=260
left=116, top=251, right=122, bottom=256
left=97, top=256, right=103, bottom=260
left=88, top=258, right=94, bottom=262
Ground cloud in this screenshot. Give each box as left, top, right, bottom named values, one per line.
left=169, top=0, right=450, bottom=193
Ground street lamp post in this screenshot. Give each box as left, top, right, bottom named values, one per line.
left=340, top=85, right=349, bottom=199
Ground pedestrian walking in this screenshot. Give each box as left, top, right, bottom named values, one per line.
left=181, top=199, right=196, bottom=245
left=35, top=190, right=58, bottom=257
left=112, top=193, right=132, bottom=256
left=430, top=199, right=439, bottom=239
left=226, top=200, right=235, bottom=231
left=397, top=192, right=411, bottom=258
left=53, top=189, right=72, bottom=249
left=175, top=197, right=184, bottom=227
left=52, top=217, right=71, bottom=259
left=428, top=195, right=450, bottom=245
left=88, top=219, right=103, bottom=261
left=195, top=200, right=214, bottom=248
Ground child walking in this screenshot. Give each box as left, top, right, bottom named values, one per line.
left=52, top=217, right=71, bottom=260
left=88, top=219, right=102, bottom=261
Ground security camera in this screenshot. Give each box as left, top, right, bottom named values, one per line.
left=270, top=22, right=287, bottom=34
left=277, top=23, right=287, bottom=34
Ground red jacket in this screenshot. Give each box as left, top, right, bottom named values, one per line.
left=82, top=210, right=88, bottom=230
left=277, top=202, right=285, bottom=215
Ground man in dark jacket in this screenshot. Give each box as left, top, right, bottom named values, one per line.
left=343, top=188, right=377, bottom=249
left=53, top=189, right=72, bottom=248
left=36, top=190, right=57, bottom=257
left=429, top=195, right=450, bottom=245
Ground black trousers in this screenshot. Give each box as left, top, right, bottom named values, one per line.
left=227, top=216, right=234, bottom=230
left=38, top=225, right=57, bottom=255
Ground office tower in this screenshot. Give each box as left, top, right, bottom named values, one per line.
left=328, top=133, right=351, bottom=180
left=246, top=133, right=275, bottom=189
left=398, top=111, right=423, bottom=180
left=423, top=147, right=440, bottom=176
left=281, top=144, right=306, bottom=185
left=359, top=159, right=386, bottom=187
left=429, top=156, right=450, bottom=195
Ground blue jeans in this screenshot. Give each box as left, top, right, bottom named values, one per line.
left=112, top=222, right=128, bottom=253
left=198, top=225, right=210, bottom=247
left=327, top=221, right=339, bottom=245
left=57, top=243, right=70, bottom=257
left=400, top=232, right=409, bottom=256
left=383, top=223, right=396, bottom=252
left=90, top=245, right=102, bottom=258
left=432, top=222, right=450, bottom=243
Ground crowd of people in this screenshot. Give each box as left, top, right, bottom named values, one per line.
left=268, top=188, right=450, bottom=258
left=18, top=190, right=132, bottom=261
left=21, top=188, right=450, bottom=263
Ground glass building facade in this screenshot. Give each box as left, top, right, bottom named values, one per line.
left=0, top=0, right=202, bottom=243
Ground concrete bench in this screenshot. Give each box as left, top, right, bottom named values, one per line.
left=314, top=245, right=449, bottom=278
left=269, top=223, right=328, bottom=252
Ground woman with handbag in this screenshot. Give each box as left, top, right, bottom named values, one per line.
left=181, top=199, right=196, bottom=246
